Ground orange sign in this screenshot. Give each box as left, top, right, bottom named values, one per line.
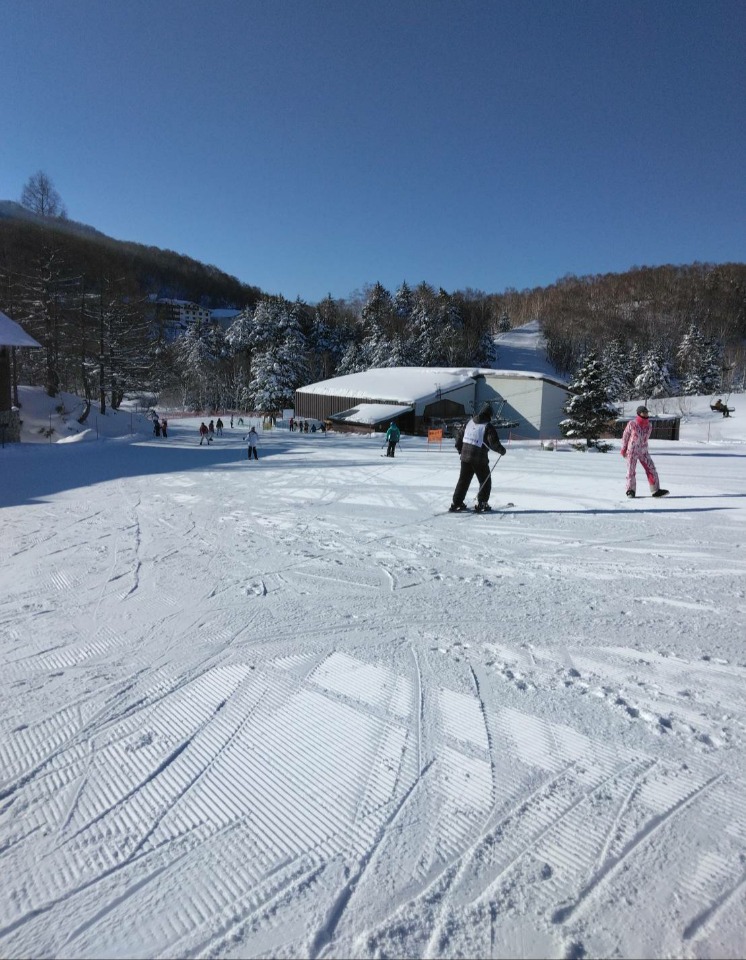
left=427, top=428, right=443, bottom=446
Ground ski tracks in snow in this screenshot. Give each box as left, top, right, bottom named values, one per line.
left=2, top=436, right=746, bottom=958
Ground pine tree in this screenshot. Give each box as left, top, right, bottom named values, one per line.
left=174, top=322, right=217, bottom=410
left=309, top=296, right=348, bottom=381
left=601, top=339, right=631, bottom=401
left=560, top=352, right=619, bottom=447
left=360, top=283, right=394, bottom=368
left=676, top=323, right=705, bottom=393
left=634, top=350, right=671, bottom=403
left=246, top=297, right=308, bottom=412
left=677, top=323, right=723, bottom=395
left=700, top=339, right=723, bottom=393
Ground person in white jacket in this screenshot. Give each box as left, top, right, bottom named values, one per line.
left=244, top=426, right=259, bottom=460
left=621, top=406, right=668, bottom=498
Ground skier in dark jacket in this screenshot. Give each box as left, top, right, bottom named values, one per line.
left=450, top=402, right=506, bottom=512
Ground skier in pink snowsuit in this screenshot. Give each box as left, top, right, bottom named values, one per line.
left=621, top=406, right=667, bottom=498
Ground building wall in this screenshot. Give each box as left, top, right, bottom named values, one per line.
left=477, top=375, right=548, bottom=439
left=540, top=382, right=572, bottom=439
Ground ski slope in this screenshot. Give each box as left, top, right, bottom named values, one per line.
left=1, top=386, right=745, bottom=959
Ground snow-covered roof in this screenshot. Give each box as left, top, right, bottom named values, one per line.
left=297, top=366, right=567, bottom=403
left=330, top=403, right=412, bottom=426
left=0, top=311, right=42, bottom=348
left=298, top=367, right=475, bottom=403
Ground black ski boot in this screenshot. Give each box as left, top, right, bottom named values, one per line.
left=626, top=490, right=635, bottom=498
left=449, top=502, right=468, bottom=512
left=651, top=489, right=669, bottom=498
left=474, top=502, right=492, bottom=512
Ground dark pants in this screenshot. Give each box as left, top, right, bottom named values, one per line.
left=248, top=447, right=258, bottom=459
left=452, top=457, right=490, bottom=506
left=386, top=441, right=397, bottom=457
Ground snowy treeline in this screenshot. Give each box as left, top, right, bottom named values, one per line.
left=597, top=322, right=725, bottom=402
left=496, top=262, right=746, bottom=390
left=560, top=325, right=727, bottom=446
left=2, top=205, right=743, bottom=415
left=161, top=282, right=495, bottom=411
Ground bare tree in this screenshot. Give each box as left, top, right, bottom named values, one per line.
left=20, top=171, right=67, bottom=219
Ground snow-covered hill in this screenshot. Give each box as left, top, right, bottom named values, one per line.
left=492, top=317, right=562, bottom=380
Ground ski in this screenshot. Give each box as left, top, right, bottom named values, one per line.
left=439, top=501, right=515, bottom=516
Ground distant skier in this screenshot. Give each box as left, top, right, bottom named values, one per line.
left=199, top=422, right=211, bottom=445
left=160, top=417, right=168, bottom=438
left=153, top=416, right=161, bottom=438
left=621, top=406, right=668, bottom=498
left=450, top=403, right=506, bottom=512
left=244, top=426, right=259, bottom=460
left=216, top=417, right=224, bottom=436
left=385, top=422, right=400, bottom=457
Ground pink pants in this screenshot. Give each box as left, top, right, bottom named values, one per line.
left=626, top=453, right=659, bottom=493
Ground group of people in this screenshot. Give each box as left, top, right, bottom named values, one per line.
left=447, top=401, right=667, bottom=512
left=152, top=415, right=168, bottom=438
left=289, top=418, right=324, bottom=433
left=197, top=418, right=226, bottom=444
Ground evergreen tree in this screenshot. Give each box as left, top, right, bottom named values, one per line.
left=409, top=284, right=440, bottom=365
left=309, top=296, right=348, bottom=381
left=677, top=323, right=723, bottom=395
left=224, top=307, right=255, bottom=411
left=700, top=339, right=723, bottom=393
left=560, top=352, right=619, bottom=447
left=634, top=350, right=671, bottom=403
left=246, top=297, right=308, bottom=412
left=434, top=288, right=464, bottom=365
left=174, top=321, right=218, bottom=410
left=360, top=283, right=393, bottom=368
left=676, top=322, right=704, bottom=375
left=393, top=281, right=414, bottom=322
left=601, top=339, right=631, bottom=401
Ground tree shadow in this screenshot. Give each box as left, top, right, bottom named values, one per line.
left=0, top=429, right=376, bottom=508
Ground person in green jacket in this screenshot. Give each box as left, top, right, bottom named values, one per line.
left=385, top=422, right=400, bottom=457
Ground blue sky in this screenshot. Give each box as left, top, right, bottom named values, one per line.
left=1, top=0, right=744, bottom=304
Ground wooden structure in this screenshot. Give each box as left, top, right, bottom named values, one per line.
left=0, top=311, right=42, bottom=444
left=611, top=415, right=681, bottom=441
left=295, top=367, right=570, bottom=439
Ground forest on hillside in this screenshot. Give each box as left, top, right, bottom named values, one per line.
left=1, top=199, right=744, bottom=415
left=490, top=262, right=746, bottom=381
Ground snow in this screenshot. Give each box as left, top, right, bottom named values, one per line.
left=0, top=310, right=42, bottom=349
left=332, top=402, right=412, bottom=425
left=299, top=366, right=479, bottom=401
left=2, top=371, right=746, bottom=957
left=494, top=318, right=564, bottom=382
left=299, top=321, right=568, bottom=408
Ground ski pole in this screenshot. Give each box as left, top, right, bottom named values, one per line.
left=476, top=454, right=502, bottom=499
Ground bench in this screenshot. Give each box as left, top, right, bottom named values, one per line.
left=710, top=403, right=734, bottom=417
